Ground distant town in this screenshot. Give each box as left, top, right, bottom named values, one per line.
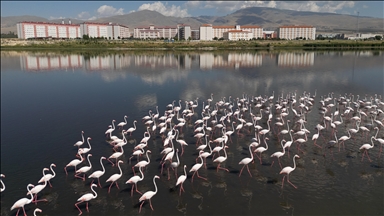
left=14, top=20, right=383, bottom=41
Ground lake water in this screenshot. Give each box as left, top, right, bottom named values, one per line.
left=1, top=50, right=383, bottom=216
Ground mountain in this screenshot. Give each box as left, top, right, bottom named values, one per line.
left=2, top=7, right=383, bottom=34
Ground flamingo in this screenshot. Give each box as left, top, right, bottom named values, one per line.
left=28, top=168, right=49, bottom=204
left=117, top=115, right=128, bottom=129
left=270, top=139, right=286, bottom=169
left=161, top=139, right=175, bottom=180
left=105, top=160, right=123, bottom=193
left=373, top=127, right=384, bottom=155
left=338, top=130, right=351, bottom=152
left=10, top=184, right=34, bottom=216
left=74, top=131, right=85, bottom=148
left=239, top=143, right=254, bottom=177
left=64, top=150, right=84, bottom=175
left=88, top=156, right=106, bottom=188
left=194, top=127, right=205, bottom=145
left=138, top=175, right=160, bottom=213
left=126, top=166, right=144, bottom=197
left=280, top=154, right=300, bottom=189
left=175, top=129, right=188, bottom=156
left=126, top=120, right=137, bottom=136
left=33, top=208, right=42, bottom=216
left=213, top=145, right=229, bottom=172
left=38, top=163, right=56, bottom=187
left=105, top=120, right=116, bottom=138
left=259, top=119, right=271, bottom=138
left=359, top=136, right=375, bottom=162
left=133, top=150, right=151, bottom=175
left=312, top=128, right=321, bottom=148
left=171, top=148, right=181, bottom=179
left=0, top=174, right=5, bottom=192
left=199, top=141, right=213, bottom=169
left=176, top=165, right=187, bottom=196
left=75, top=154, right=93, bottom=181
left=108, top=146, right=124, bottom=166
left=189, top=152, right=208, bottom=182
left=129, top=148, right=144, bottom=164
left=254, top=137, right=269, bottom=164
left=78, top=137, right=92, bottom=155
left=75, top=183, right=98, bottom=216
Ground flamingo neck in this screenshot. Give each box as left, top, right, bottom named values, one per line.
left=139, top=167, right=144, bottom=180
left=101, top=158, right=105, bottom=173
left=50, top=164, right=56, bottom=178
left=91, top=185, right=97, bottom=198
left=27, top=185, right=34, bottom=201
left=153, top=177, right=158, bottom=194
left=293, top=157, right=297, bottom=170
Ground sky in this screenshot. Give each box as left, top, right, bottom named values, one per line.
left=1, top=1, right=383, bottom=20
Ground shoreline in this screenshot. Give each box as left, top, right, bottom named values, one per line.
left=1, top=38, right=383, bottom=51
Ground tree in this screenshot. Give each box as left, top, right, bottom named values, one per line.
left=375, top=35, right=383, bottom=40
left=213, top=37, right=218, bottom=40
left=82, top=34, right=89, bottom=40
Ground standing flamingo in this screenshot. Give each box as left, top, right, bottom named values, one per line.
left=75, top=154, right=93, bottom=181
left=175, top=129, right=188, bottom=156
left=270, top=140, right=286, bottom=169
left=105, top=120, right=116, bottom=138
left=189, top=152, right=208, bottom=182
left=126, top=166, right=144, bottom=197
left=10, top=184, right=34, bottom=216
left=38, top=163, right=56, bottom=187
left=213, top=145, right=229, bottom=172
left=312, top=128, right=322, bottom=148
left=105, top=160, right=123, bottom=193
left=28, top=168, right=49, bottom=204
left=107, top=146, right=124, bottom=166
left=74, top=131, right=85, bottom=148
left=254, top=137, right=269, bottom=164
left=64, top=150, right=84, bottom=175
left=239, top=144, right=254, bottom=177
left=133, top=150, right=151, bottom=175
left=176, top=165, right=187, bottom=196
left=338, top=130, right=351, bottom=151
left=359, top=136, right=375, bottom=162
left=280, top=154, right=300, bottom=189
left=117, top=115, right=128, bottom=129
left=0, top=174, right=4, bottom=192
left=88, top=156, right=106, bottom=188
left=75, top=184, right=98, bottom=216
left=138, top=175, right=160, bottom=213
left=78, top=137, right=92, bottom=155
left=126, top=120, right=137, bottom=136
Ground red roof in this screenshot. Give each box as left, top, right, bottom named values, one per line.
left=280, top=25, right=314, bottom=28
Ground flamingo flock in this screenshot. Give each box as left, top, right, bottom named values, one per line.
left=5, top=91, right=384, bottom=215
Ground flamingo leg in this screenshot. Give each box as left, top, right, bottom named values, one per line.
left=139, top=201, right=145, bottom=213
left=98, top=178, right=102, bottom=188
left=130, top=185, right=134, bottom=197
left=239, top=165, right=245, bottom=177
left=48, top=180, right=53, bottom=188
left=281, top=175, right=286, bottom=188
left=278, top=158, right=283, bottom=169
left=64, top=167, right=68, bottom=175
left=246, top=165, right=252, bottom=177
left=75, top=201, right=83, bottom=215
left=86, top=202, right=89, bottom=212
left=287, top=175, right=297, bottom=189
left=108, top=182, right=113, bottom=193
left=191, top=172, right=196, bottom=182
left=197, top=171, right=207, bottom=180
left=135, top=183, right=142, bottom=195
left=149, top=199, right=154, bottom=211
left=366, top=151, right=372, bottom=162
left=115, top=182, right=120, bottom=189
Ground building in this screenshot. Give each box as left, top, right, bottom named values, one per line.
left=80, top=22, right=109, bottom=38
left=133, top=25, right=178, bottom=39
left=16, top=21, right=80, bottom=39
left=199, top=24, right=213, bottom=41
left=223, top=30, right=253, bottom=41
left=201, top=24, right=263, bottom=40
left=177, top=24, right=191, bottom=40
left=262, top=30, right=277, bottom=39
left=191, top=29, right=200, bottom=40
left=278, top=26, right=316, bottom=40
left=107, top=23, right=130, bottom=39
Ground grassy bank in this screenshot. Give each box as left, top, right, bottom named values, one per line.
left=1, top=38, right=383, bottom=50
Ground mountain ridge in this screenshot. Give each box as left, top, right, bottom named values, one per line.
left=2, top=7, right=383, bottom=34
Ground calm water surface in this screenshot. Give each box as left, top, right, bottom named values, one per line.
left=1, top=50, right=383, bottom=216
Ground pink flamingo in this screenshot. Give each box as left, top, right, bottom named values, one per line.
left=239, top=143, right=254, bottom=177
left=176, top=165, right=187, bottom=196
left=126, top=166, right=144, bottom=197
left=75, top=183, right=98, bottom=215
left=106, top=160, right=123, bottom=193
left=280, top=154, right=300, bottom=189
left=138, top=175, right=160, bottom=213
left=10, top=184, right=34, bottom=216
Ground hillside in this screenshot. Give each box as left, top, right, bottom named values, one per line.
left=2, top=7, right=383, bottom=34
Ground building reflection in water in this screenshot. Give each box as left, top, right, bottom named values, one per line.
left=20, top=52, right=318, bottom=72
left=277, top=52, right=314, bottom=67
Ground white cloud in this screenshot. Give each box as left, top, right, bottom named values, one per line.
left=97, top=5, right=125, bottom=17
left=77, top=11, right=90, bottom=19
left=138, top=1, right=190, bottom=17
left=362, top=5, right=368, bottom=9
left=49, top=16, right=65, bottom=20
left=277, top=1, right=354, bottom=14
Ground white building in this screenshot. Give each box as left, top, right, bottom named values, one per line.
left=133, top=25, right=178, bottom=39
left=199, top=24, right=213, bottom=41
left=80, top=22, right=108, bottom=38
left=278, top=26, right=316, bottom=40
left=201, top=24, right=263, bottom=40
left=17, top=21, right=80, bottom=39
left=177, top=24, right=191, bottom=40
left=223, top=30, right=253, bottom=41
left=106, top=23, right=130, bottom=39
